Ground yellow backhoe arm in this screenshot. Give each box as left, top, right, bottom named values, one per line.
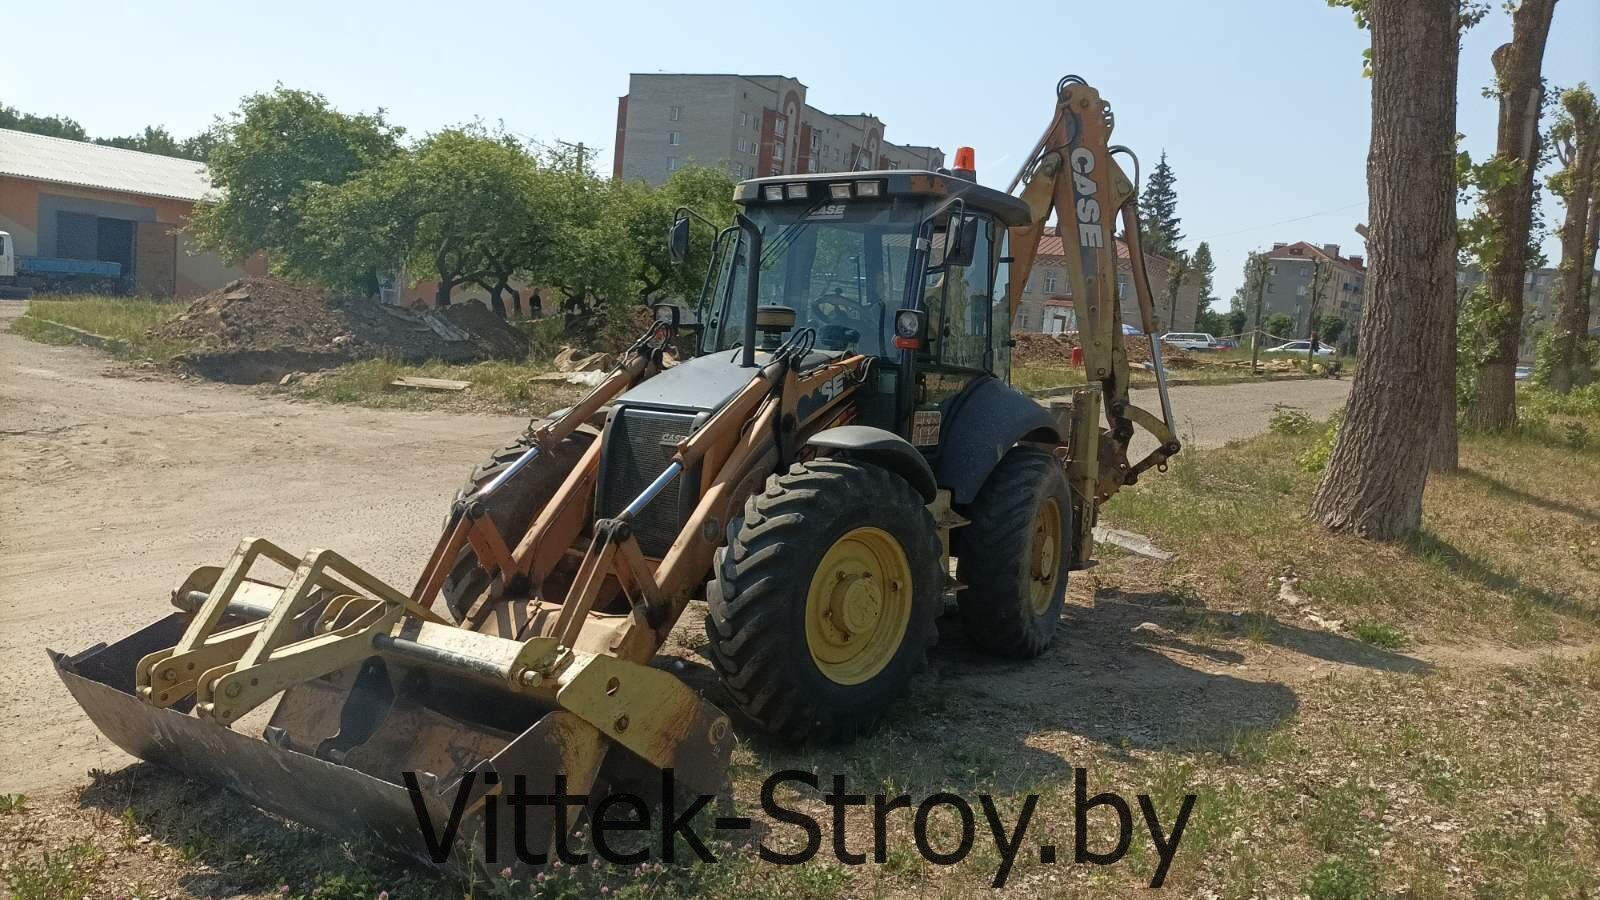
left=1003, top=76, right=1181, bottom=549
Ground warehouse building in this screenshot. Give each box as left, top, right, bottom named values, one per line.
left=0, top=128, right=260, bottom=297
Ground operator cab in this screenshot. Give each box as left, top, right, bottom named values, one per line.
left=672, top=167, right=1031, bottom=439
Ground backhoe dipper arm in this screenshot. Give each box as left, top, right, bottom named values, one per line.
left=1003, top=76, right=1181, bottom=509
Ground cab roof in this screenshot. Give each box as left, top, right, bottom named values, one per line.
left=735, top=169, right=1034, bottom=228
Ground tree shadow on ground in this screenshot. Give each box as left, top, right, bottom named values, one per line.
left=1454, top=467, right=1599, bottom=526
left=677, top=580, right=1432, bottom=800
left=1409, top=529, right=1595, bottom=623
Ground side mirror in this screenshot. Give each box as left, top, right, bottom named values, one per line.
left=668, top=215, right=691, bottom=265
left=945, top=215, right=977, bottom=268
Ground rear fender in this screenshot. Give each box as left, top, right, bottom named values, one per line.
left=934, top=376, right=1061, bottom=504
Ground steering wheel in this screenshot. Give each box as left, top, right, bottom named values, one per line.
left=810, top=290, right=865, bottom=326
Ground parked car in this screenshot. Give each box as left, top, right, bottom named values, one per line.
left=1161, top=332, right=1217, bottom=351
left=1263, top=340, right=1338, bottom=358
left=1514, top=365, right=1533, bottom=381
left=1213, top=337, right=1239, bottom=350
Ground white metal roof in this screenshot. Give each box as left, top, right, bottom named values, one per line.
left=0, top=128, right=212, bottom=202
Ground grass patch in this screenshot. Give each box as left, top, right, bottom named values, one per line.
left=0, top=793, right=26, bottom=814
left=12, top=296, right=191, bottom=361
left=1010, top=363, right=1087, bottom=392
left=1011, top=349, right=1347, bottom=394
left=1105, top=409, right=1600, bottom=644
left=294, top=357, right=585, bottom=415
left=1, top=840, right=104, bottom=900
left=1349, top=621, right=1409, bottom=650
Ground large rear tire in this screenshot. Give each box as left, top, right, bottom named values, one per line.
left=440, top=425, right=595, bottom=621
left=705, top=459, right=942, bottom=744
left=955, top=446, right=1073, bottom=658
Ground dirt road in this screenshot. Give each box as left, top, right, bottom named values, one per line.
left=0, top=308, right=1348, bottom=792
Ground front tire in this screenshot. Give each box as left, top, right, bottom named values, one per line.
left=955, top=446, right=1073, bottom=658
left=705, top=459, right=942, bottom=743
left=440, top=425, right=595, bottom=621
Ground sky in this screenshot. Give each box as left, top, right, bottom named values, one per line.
left=4, top=0, right=1597, bottom=301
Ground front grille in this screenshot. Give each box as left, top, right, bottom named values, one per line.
left=596, top=407, right=700, bottom=557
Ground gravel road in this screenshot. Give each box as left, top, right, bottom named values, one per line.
left=0, top=305, right=1348, bottom=792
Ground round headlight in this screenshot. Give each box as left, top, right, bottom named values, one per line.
left=895, top=309, right=922, bottom=339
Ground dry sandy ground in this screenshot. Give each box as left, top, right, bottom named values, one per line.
left=0, top=302, right=1349, bottom=794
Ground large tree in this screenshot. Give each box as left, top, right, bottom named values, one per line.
left=0, top=103, right=88, bottom=140
left=541, top=162, right=640, bottom=318
left=299, top=127, right=543, bottom=309
left=609, top=165, right=738, bottom=306
left=1138, top=151, right=1183, bottom=257
left=0, top=102, right=212, bottom=160
left=189, top=88, right=403, bottom=276
left=1313, top=0, right=1462, bottom=539
left=1191, top=242, right=1217, bottom=311
left=1464, top=0, right=1559, bottom=428
left=1545, top=84, right=1600, bottom=391
left=1162, top=250, right=1191, bottom=331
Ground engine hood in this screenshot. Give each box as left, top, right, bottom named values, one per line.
left=614, top=347, right=843, bottom=415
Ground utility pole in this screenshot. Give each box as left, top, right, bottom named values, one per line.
left=553, top=139, right=592, bottom=172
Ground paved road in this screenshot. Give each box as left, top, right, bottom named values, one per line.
left=1123, top=377, right=1349, bottom=458
left=0, top=306, right=1348, bottom=792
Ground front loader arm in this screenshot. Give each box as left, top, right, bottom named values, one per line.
left=1003, top=76, right=1181, bottom=527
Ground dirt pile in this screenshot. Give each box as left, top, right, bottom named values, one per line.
left=153, top=277, right=529, bottom=383
left=1012, top=332, right=1192, bottom=368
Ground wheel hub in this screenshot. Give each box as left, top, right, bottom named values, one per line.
left=1029, top=497, right=1063, bottom=615
left=805, top=527, right=913, bottom=685
left=827, top=575, right=884, bottom=636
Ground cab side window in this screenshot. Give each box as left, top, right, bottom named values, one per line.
left=925, top=215, right=994, bottom=371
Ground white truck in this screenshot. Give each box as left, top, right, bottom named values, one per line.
left=0, top=230, right=129, bottom=298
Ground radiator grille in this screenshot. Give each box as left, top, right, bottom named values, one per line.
left=597, top=408, right=698, bottom=557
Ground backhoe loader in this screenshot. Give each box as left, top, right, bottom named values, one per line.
left=51, top=75, right=1180, bottom=869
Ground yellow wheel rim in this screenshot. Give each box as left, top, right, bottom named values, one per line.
left=804, top=526, right=914, bottom=686
left=1029, top=497, right=1063, bottom=615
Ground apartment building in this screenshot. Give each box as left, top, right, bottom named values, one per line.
left=1457, top=265, right=1600, bottom=360
left=613, top=74, right=944, bottom=185
left=1011, top=228, right=1201, bottom=334
left=1258, top=241, right=1367, bottom=345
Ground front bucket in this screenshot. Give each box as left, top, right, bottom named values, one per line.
left=51, top=614, right=616, bottom=870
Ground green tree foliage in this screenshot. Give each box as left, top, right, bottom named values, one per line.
left=1191, top=241, right=1216, bottom=304
left=189, top=88, right=403, bottom=273
left=1263, top=312, right=1295, bottom=340
left=1318, top=314, right=1347, bottom=345
left=296, top=127, right=539, bottom=307
left=2, top=103, right=213, bottom=161
left=0, top=103, right=89, bottom=140
left=1137, top=151, right=1183, bottom=256
left=606, top=165, right=737, bottom=306
left=1327, top=0, right=1489, bottom=74
left=1190, top=241, right=1218, bottom=326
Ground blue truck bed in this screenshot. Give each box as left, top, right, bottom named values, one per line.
left=19, top=256, right=123, bottom=277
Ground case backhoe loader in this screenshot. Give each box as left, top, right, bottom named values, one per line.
left=52, top=75, right=1180, bottom=869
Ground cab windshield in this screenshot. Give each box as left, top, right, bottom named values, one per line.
left=708, top=197, right=931, bottom=355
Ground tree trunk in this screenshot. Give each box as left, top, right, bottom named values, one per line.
left=1312, top=0, right=1460, bottom=539
left=1549, top=120, right=1597, bottom=393
left=487, top=287, right=507, bottom=318
left=1431, top=383, right=1459, bottom=471
left=1466, top=0, right=1558, bottom=428
left=508, top=286, right=523, bottom=318
left=1577, top=197, right=1600, bottom=387
left=434, top=279, right=453, bottom=307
